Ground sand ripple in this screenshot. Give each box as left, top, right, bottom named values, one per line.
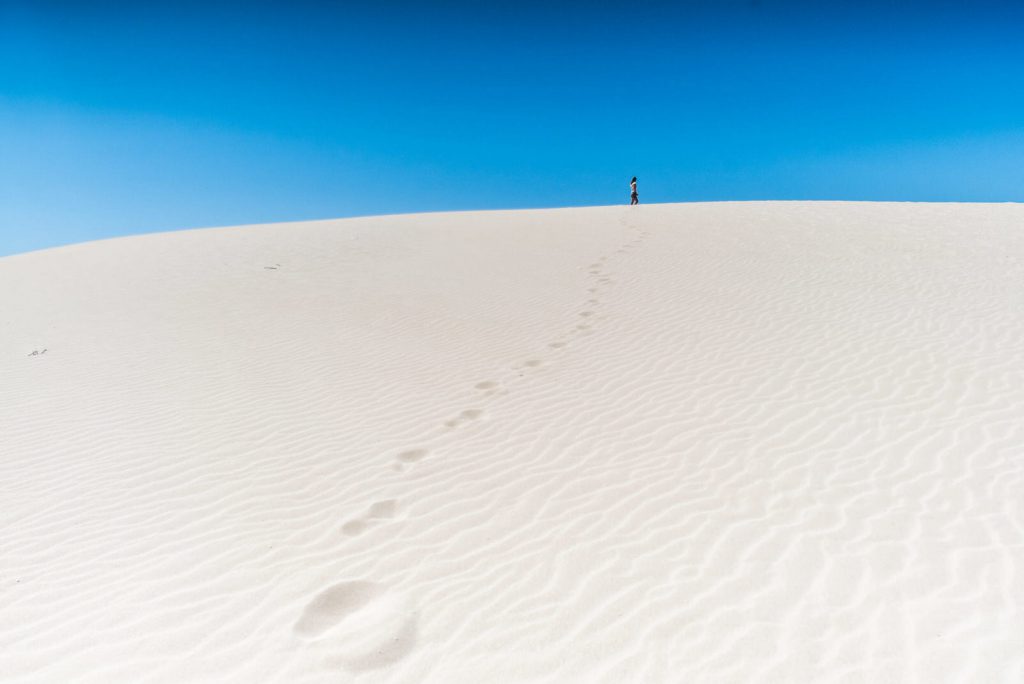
left=1, top=203, right=1022, bottom=682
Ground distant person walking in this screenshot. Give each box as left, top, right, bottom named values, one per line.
left=630, top=177, right=639, bottom=205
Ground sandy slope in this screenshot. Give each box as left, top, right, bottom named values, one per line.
left=1, top=202, right=1022, bottom=683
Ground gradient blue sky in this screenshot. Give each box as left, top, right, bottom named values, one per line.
left=2, top=0, right=1023, bottom=256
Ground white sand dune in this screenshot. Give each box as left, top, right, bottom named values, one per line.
left=2, top=202, right=1023, bottom=682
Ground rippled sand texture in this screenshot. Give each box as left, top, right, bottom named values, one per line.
left=2, top=202, right=1023, bottom=683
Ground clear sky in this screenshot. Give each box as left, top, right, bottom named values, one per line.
left=2, top=0, right=1023, bottom=256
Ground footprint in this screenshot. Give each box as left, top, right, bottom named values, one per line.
left=341, top=520, right=368, bottom=537
left=445, top=409, right=483, bottom=428
left=367, top=500, right=398, bottom=519
left=295, top=582, right=382, bottom=639
left=294, top=581, right=417, bottom=672
left=475, top=380, right=498, bottom=390
left=579, top=311, right=594, bottom=317
left=576, top=323, right=591, bottom=330
left=397, top=449, right=427, bottom=463
left=523, top=359, right=543, bottom=368
left=341, top=499, right=399, bottom=536
left=548, top=342, right=566, bottom=349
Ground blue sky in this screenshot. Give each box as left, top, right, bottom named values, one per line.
left=2, top=0, right=1023, bottom=256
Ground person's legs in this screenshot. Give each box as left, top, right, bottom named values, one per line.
left=631, top=194, right=638, bottom=205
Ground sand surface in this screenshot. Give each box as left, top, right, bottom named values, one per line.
left=2, top=202, right=1023, bottom=682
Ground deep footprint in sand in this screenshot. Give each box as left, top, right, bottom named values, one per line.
left=475, top=380, right=498, bottom=390
left=295, top=582, right=381, bottom=639
left=295, top=581, right=417, bottom=672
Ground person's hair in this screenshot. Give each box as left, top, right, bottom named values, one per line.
left=631, top=176, right=637, bottom=183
